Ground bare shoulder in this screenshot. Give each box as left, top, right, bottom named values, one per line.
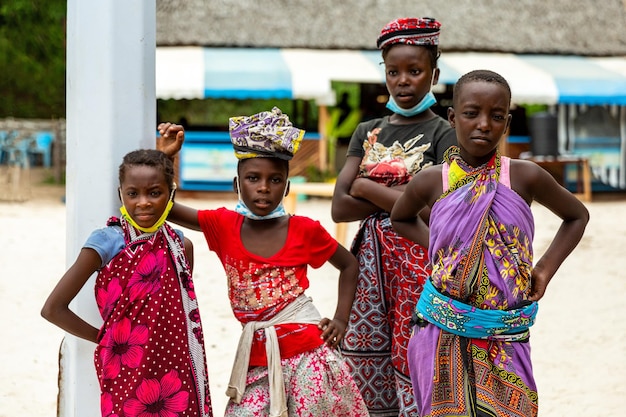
left=408, top=164, right=444, bottom=204
left=509, top=159, right=548, bottom=203
left=509, top=158, right=544, bottom=176
left=418, top=163, right=444, bottom=182
left=509, top=158, right=579, bottom=207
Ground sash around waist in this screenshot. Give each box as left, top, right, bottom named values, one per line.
left=416, top=279, right=538, bottom=342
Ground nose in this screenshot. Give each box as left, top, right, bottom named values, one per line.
left=477, top=114, right=491, bottom=131
left=398, top=72, right=410, bottom=85
left=257, top=180, right=271, bottom=193
left=137, top=194, right=152, bottom=206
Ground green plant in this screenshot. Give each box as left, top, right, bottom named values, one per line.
left=304, top=165, right=336, bottom=183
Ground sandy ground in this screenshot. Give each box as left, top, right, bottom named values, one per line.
left=1, top=167, right=625, bottom=416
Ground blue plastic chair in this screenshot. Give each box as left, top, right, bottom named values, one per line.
left=30, top=131, right=54, bottom=168
left=0, top=131, right=7, bottom=164
left=0, top=130, right=30, bottom=167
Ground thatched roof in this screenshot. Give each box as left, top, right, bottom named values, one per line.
left=157, top=0, right=626, bottom=56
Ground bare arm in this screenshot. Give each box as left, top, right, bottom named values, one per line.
left=512, top=160, right=590, bottom=301
left=317, top=244, right=358, bottom=348
left=41, top=248, right=103, bottom=343
left=183, top=236, right=194, bottom=273
left=390, top=168, right=441, bottom=248
left=156, top=122, right=185, bottom=159
left=331, top=156, right=405, bottom=222
left=168, top=202, right=201, bottom=231
left=156, top=122, right=205, bottom=231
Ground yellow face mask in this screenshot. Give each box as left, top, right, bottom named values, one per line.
left=119, top=185, right=176, bottom=233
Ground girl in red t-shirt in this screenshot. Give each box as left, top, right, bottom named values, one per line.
left=158, top=108, right=368, bottom=417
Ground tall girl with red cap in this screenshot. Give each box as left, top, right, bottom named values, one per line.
left=331, top=17, right=456, bottom=416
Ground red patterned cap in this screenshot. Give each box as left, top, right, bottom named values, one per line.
left=377, top=17, right=441, bottom=49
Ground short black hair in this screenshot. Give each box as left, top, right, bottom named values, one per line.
left=119, top=149, right=175, bottom=191
left=453, top=69, right=511, bottom=107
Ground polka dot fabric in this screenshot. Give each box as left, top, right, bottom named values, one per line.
left=94, top=218, right=212, bottom=416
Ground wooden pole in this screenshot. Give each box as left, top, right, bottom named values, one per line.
left=317, top=105, right=329, bottom=173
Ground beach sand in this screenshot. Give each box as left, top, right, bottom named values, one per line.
left=1, top=167, right=624, bottom=416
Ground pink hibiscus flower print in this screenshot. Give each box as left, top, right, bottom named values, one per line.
left=123, top=369, right=190, bottom=417
left=96, top=278, right=122, bottom=319
left=101, top=392, right=119, bottom=417
left=128, top=252, right=165, bottom=301
left=100, top=317, right=149, bottom=379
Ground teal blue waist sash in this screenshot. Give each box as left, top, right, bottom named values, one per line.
left=416, top=279, right=538, bottom=341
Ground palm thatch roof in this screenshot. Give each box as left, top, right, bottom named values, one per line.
left=157, top=0, right=626, bottom=56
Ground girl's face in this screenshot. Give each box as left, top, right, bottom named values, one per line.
left=119, top=165, right=171, bottom=229
left=448, top=81, right=512, bottom=167
left=384, top=44, right=438, bottom=109
left=235, top=158, right=288, bottom=216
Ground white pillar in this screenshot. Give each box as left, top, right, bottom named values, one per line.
left=63, top=1, right=155, bottom=415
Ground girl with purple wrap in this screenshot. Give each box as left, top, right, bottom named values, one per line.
left=391, top=70, right=589, bottom=417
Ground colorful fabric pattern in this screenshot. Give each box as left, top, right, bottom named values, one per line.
left=377, top=17, right=441, bottom=49
left=94, top=217, right=211, bottom=417
left=341, top=213, right=428, bottom=416
left=359, top=128, right=432, bottom=187
left=417, top=279, right=538, bottom=341
left=198, top=208, right=368, bottom=415
left=198, top=209, right=337, bottom=366
left=224, top=345, right=368, bottom=417
left=341, top=126, right=432, bottom=416
left=409, top=148, right=538, bottom=417
left=346, top=116, right=457, bottom=167
left=229, top=107, right=304, bottom=160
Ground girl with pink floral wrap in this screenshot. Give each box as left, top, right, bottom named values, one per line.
left=42, top=149, right=212, bottom=416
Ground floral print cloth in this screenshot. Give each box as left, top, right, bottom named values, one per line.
left=94, top=217, right=212, bottom=416
left=341, top=126, right=432, bottom=416
left=409, top=148, right=538, bottom=417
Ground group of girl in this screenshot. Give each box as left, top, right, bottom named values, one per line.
left=42, top=16, right=588, bottom=417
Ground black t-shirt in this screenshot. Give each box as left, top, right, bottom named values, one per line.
left=347, top=115, right=456, bottom=166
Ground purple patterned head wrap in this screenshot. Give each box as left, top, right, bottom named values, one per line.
left=229, top=107, right=305, bottom=160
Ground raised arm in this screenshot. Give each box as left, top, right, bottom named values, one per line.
left=157, top=122, right=185, bottom=159
left=41, top=248, right=103, bottom=343
left=512, top=160, right=590, bottom=301
left=317, top=244, right=358, bottom=348
left=156, top=123, right=203, bottom=230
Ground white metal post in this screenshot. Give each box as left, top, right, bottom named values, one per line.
left=63, top=1, right=155, bottom=415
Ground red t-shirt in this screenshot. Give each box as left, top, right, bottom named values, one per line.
left=198, top=208, right=338, bottom=366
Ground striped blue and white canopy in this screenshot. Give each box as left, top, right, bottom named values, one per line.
left=156, top=47, right=626, bottom=106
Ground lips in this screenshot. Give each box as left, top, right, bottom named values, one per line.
left=395, top=92, right=414, bottom=102
left=134, top=213, right=154, bottom=221
left=254, top=200, right=272, bottom=209
left=471, top=136, right=491, bottom=143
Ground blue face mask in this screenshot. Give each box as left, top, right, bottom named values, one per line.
left=386, top=91, right=437, bottom=118
left=233, top=177, right=289, bottom=220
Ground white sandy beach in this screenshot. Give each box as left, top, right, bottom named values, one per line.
left=1, top=168, right=625, bottom=416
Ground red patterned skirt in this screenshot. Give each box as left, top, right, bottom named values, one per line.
left=340, top=213, right=429, bottom=416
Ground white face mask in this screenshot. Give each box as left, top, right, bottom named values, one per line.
left=233, top=176, right=289, bottom=220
